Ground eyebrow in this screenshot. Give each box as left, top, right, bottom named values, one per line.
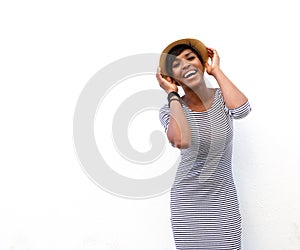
left=172, top=51, right=194, bottom=64
left=174, top=51, right=193, bottom=61
left=184, top=52, right=193, bottom=57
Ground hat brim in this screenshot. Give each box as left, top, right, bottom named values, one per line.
left=159, top=38, right=208, bottom=79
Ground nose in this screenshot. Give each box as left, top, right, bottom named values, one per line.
left=182, top=60, right=191, bottom=70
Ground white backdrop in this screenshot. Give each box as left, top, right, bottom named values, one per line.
left=1, top=0, right=300, bottom=249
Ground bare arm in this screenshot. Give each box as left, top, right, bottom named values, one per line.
left=156, top=68, right=191, bottom=149
left=206, top=48, right=248, bottom=109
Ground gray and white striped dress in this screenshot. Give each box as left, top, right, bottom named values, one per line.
left=159, top=88, right=251, bottom=249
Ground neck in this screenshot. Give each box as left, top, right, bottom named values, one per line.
left=181, top=81, right=211, bottom=105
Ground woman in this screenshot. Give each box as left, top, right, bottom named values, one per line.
left=156, top=38, right=251, bottom=249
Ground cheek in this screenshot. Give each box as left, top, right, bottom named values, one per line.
left=196, top=62, right=204, bottom=73
left=170, top=69, right=182, bottom=85
left=172, top=68, right=182, bottom=79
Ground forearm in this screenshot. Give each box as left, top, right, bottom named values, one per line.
left=213, top=68, right=248, bottom=109
left=167, top=99, right=191, bottom=149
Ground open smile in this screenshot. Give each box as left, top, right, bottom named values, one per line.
left=183, top=70, right=197, bottom=79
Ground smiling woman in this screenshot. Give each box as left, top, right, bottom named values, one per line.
left=156, top=38, right=251, bottom=249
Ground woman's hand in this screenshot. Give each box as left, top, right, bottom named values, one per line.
left=156, top=67, right=178, bottom=93
left=205, top=48, right=220, bottom=76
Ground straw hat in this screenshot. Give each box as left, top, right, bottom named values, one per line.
left=159, top=38, right=208, bottom=79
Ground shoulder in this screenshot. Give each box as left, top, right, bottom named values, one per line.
left=159, top=103, right=169, bottom=112
left=214, top=87, right=224, bottom=101
left=215, top=87, right=222, bottom=95
left=159, top=103, right=170, bottom=118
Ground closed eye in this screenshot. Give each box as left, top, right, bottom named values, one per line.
left=172, top=54, right=196, bottom=68
left=172, top=61, right=180, bottom=68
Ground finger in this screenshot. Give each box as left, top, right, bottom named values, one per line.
left=156, top=66, right=161, bottom=77
left=207, top=47, right=214, bottom=53
left=207, top=47, right=215, bottom=52
left=207, top=50, right=214, bottom=58
left=157, top=67, right=169, bottom=81
left=207, top=48, right=216, bottom=56
left=156, top=67, right=163, bottom=81
left=157, top=66, right=161, bottom=74
left=156, top=72, right=161, bottom=82
left=166, top=76, right=173, bottom=83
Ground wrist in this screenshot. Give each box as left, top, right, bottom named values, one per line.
left=167, top=91, right=182, bottom=107
left=168, top=98, right=181, bottom=107
left=167, top=91, right=180, bottom=102
left=167, top=89, right=178, bottom=94
left=211, top=67, right=222, bottom=78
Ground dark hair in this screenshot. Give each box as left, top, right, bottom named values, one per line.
left=165, top=43, right=204, bottom=77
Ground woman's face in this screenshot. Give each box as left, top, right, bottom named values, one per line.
left=171, top=49, right=204, bottom=87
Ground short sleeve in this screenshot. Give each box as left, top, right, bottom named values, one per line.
left=228, top=101, right=251, bottom=119
left=159, top=104, right=170, bottom=132
left=216, top=88, right=251, bottom=119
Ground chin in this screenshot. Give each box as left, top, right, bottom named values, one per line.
left=181, top=76, right=203, bottom=89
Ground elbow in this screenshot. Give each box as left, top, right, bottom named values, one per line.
left=169, top=138, right=191, bottom=149
left=167, top=126, right=191, bottom=149
left=176, top=142, right=191, bottom=149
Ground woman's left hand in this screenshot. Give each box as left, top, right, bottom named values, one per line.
left=205, top=48, right=220, bottom=76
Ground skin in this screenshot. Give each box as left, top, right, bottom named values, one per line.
left=156, top=47, right=248, bottom=149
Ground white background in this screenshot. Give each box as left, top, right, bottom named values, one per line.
left=1, top=0, right=300, bottom=249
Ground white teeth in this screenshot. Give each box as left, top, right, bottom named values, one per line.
left=184, top=70, right=197, bottom=78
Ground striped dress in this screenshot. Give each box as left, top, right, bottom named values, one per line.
left=159, top=88, right=251, bottom=249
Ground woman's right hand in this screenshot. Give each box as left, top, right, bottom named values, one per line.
left=156, top=67, right=178, bottom=93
